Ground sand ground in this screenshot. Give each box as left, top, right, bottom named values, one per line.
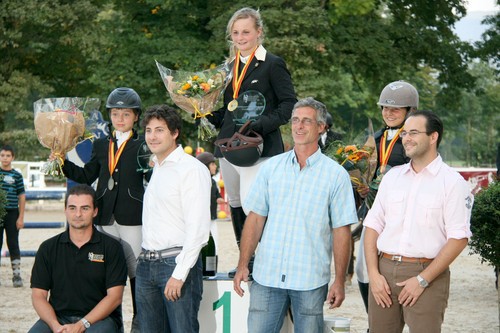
left=0, top=201, right=498, bottom=332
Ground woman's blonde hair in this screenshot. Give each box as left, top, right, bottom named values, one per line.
left=226, top=7, right=265, bottom=60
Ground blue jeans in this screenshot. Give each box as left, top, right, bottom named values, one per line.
left=28, top=315, right=120, bottom=333
left=136, top=255, right=203, bottom=332
left=248, top=281, right=328, bottom=333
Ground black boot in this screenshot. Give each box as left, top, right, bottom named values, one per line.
left=130, top=277, right=140, bottom=333
left=230, top=206, right=247, bottom=247
left=228, top=206, right=247, bottom=278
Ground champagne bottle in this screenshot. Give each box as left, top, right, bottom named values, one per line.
left=201, top=233, right=217, bottom=276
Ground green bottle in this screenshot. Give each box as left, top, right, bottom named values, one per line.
left=201, top=233, right=217, bottom=276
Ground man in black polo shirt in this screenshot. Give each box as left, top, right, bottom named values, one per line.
left=28, top=184, right=127, bottom=333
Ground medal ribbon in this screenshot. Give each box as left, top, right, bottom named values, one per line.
left=379, top=127, right=404, bottom=169
left=232, top=48, right=258, bottom=100
left=108, top=131, right=133, bottom=176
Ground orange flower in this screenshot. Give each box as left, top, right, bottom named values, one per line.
left=200, top=82, right=211, bottom=93
left=181, top=83, right=191, bottom=90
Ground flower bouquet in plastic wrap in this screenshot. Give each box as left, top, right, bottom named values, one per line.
left=34, top=97, right=98, bottom=177
left=325, top=119, right=377, bottom=227
left=156, top=60, right=230, bottom=140
left=325, top=119, right=378, bottom=196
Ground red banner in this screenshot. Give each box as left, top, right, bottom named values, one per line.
left=455, top=168, right=496, bottom=195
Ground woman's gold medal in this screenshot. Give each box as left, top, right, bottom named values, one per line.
left=228, top=99, right=238, bottom=112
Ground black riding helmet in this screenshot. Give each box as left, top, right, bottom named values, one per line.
left=325, top=112, right=333, bottom=129
left=196, top=152, right=216, bottom=166
left=106, top=87, right=142, bottom=117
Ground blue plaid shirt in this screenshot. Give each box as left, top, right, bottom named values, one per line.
left=244, top=148, right=357, bottom=290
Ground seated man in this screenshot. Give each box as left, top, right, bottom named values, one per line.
left=28, top=184, right=127, bottom=333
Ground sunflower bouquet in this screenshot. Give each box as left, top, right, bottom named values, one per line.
left=156, top=60, right=230, bottom=140
left=34, top=97, right=98, bottom=177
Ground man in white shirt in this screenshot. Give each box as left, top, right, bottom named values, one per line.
left=364, top=110, right=473, bottom=333
left=136, top=105, right=211, bottom=332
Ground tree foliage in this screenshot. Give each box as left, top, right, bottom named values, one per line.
left=0, top=0, right=497, bottom=164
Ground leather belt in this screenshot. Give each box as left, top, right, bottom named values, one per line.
left=381, top=252, right=433, bottom=263
left=138, top=247, right=182, bottom=261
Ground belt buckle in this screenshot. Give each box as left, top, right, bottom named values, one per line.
left=147, top=251, right=157, bottom=260
left=392, top=255, right=403, bottom=262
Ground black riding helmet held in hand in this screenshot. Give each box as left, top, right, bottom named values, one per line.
left=106, top=87, right=142, bottom=117
left=215, top=120, right=263, bottom=167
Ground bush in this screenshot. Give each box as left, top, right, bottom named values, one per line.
left=469, top=181, right=500, bottom=267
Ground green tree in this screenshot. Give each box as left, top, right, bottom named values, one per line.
left=473, top=10, right=499, bottom=72
left=0, top=0, right=107, bottom=159
left=439, top=61, right=499, bottom=166
left=0, top=0, right=497, bottom=164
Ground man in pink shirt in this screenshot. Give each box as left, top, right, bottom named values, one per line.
left=364, top=110, right=473, bottom=333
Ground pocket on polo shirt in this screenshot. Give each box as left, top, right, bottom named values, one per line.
left=387, top=190, right=405, bottom=217
left=416, top=195, right=442, bottom=227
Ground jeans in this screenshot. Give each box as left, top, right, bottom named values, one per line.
left=136, top=255, right=203, bottom=333
left=248, top=281, right=328, bottom=333
left=28, top=315, right=120, bottom=333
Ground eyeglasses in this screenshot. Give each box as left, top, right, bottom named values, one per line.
left=291, top=117, right=317, bottom=126
left=399, top=130, right=429, bottom=139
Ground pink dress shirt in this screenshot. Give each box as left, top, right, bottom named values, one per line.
left=364, top=155, right=473, bottom=259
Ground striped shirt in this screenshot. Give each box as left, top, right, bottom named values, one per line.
left=0, top=168, right=25, bottom=209
left=244, top=149, right=357, bottom=290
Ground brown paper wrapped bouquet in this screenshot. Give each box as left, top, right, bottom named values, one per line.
left=33, top=97, right=99, bottom=176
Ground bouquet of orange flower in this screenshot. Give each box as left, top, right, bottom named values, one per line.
left=156, top=60, right=230, bottom=140
left=325, top=119, right=377, bottom=191
left=34, top=97, right=98, bottom=177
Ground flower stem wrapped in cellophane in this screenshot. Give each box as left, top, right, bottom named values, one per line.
left=156, top=60, right=230, bottom=140
left=34, top=97, right=98, bottom=177
left=325, top=119, right=378, bottom=194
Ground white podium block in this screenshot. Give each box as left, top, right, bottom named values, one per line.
left=199, top=273, right=293, bottom=333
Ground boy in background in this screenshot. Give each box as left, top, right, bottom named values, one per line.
left=0, top=145, right=26, bottom=287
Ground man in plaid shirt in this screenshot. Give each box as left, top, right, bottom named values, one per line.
left=233, top=97, right=357, bottom=333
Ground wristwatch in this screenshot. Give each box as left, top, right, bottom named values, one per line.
left=417, top=274, right=429, bottom=288
left=81, top=318, right=91, bottom=329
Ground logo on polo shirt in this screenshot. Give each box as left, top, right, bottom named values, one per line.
left=88, top=252, right=104, bottom=262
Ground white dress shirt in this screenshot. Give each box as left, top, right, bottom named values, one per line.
left=142, top=145, right=211, bottom=281
left=115, top=130, right=132, bottom=148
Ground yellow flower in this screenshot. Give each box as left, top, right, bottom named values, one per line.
left=344, top=145, right=357, bottom=153
left=182, top=83, right=191, bottom=90
left=192, top=75, right=199, bottom=81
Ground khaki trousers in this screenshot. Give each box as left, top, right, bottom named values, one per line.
left=368, top=256, right=450, bottom=333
